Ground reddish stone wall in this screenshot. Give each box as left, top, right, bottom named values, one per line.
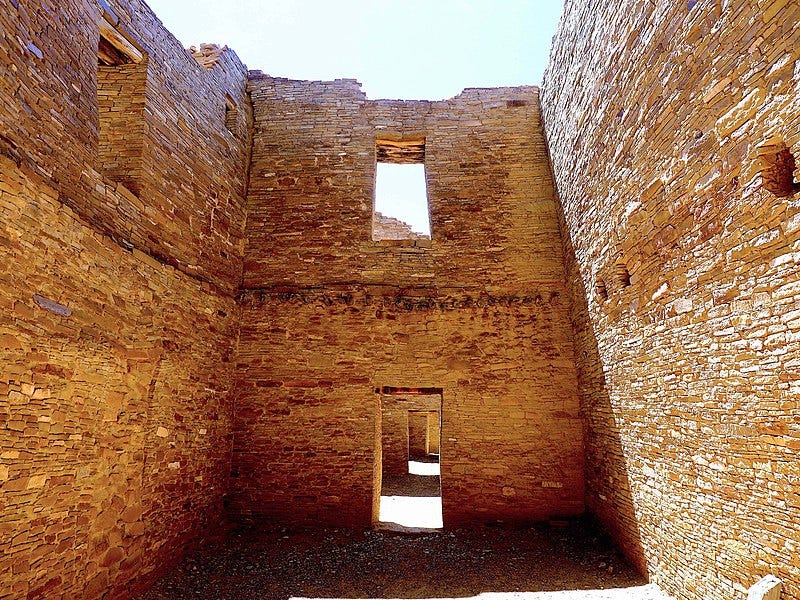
left=542, top=1, right=800, bottom=598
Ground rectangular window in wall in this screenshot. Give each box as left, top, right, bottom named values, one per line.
left=97, top=20, right=146, bottom=195
left=373, top=137, right=431, bottom=241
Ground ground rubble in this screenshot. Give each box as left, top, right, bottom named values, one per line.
left=137, top=520, right=672, bottom=600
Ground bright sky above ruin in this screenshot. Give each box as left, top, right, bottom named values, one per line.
left=146, top=0, right=564, bottom=100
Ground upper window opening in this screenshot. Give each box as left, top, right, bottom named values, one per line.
left=97, top=22, right=146, bottom=194
left=225, top=95, right=239, bottom=136
left=373, top=137, right=431, bottom=241
left=98, top=20, right=144, bottom=66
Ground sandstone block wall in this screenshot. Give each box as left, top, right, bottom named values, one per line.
left=232, top=291, right=583, bottom=527
left=232, top=80, right=584, bottom=528
left=2, top=0, right=252, bottom=293
left=1, top=1, right=252, bottom=597
left=542, top=1, right=800, bottom=598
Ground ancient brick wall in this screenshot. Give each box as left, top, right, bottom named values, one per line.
left=372, top=212, right=427, bottom=241
left=0, top=157, right=239, bottom=598
left=407, top=412, right=429, bottom=460
left=542, top=1, right=800, bottom=598
left=244, top=78, right=566, bottom=293
left=232, top=291, right=583, bottom=527
left=2, top=0, right=252, bottom=293
left=233, top=80, right=584, bottom=528
left=97, top=61, right=147, bottom=195
left=1, top=1, right=251, bottom=597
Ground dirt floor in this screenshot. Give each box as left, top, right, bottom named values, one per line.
left=137, top=520, right=668, bottom=600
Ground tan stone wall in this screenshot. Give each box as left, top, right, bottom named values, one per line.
left=0, top=157, right=238, bottom=598
left=232, top=290, right=583, bottom=528
left=408, top=412, right=429, bottom=460
left=542, top=1, right=800, bottom=598
left=0, top=1, right=251, bottom=597
left=372, top=212, right=428, bottom=241
left=380, top=395, right=440, bottom=475
left=381, top=399, right=410, bottom=476
left=426, top=411, right=441, bottom=455
left=233, top=79, right=584, bottom=528
left=97, top=61, right=147, bottom=194
left=2, top=0, right=252, bottom=293
left=244, top=78, right=565, bottom=294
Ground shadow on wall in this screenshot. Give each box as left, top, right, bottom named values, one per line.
left=560, top=228, right=647, bottom=575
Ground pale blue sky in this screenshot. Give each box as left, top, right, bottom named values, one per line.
left=145, top=0, right=564, bottom=231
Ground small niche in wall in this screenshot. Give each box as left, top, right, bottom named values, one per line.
left=224, top=94, right=239, bottom=136
left=97, top=17, right=146, bottom=194
left=757, top=141, right=799, bottom=197
left=616, top=263, right=631, bottom=288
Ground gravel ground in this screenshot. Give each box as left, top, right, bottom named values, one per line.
left=138, top=520, right=671, bottom=600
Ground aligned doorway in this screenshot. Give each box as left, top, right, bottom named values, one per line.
left=374, top=386, right=443, bottom=531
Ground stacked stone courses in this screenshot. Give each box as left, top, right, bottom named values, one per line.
left=542, top=1, right=800, bottom=599
left=1, top=0, right=798, bottom=598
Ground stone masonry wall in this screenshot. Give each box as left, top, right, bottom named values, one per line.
left=232, top=291, right=583, bottom=528
left=1, top=1, right=251, bottom=597
left=244, top=78, right=565, bottom=294
left=542, top=1, right=800, bottom=598
left=2, top=0, right=252, bottom=293
left=97, top=61, right=147, bottom=195
left=233, top=79, right=584, bottom=528
left=381, top=395, right=440, bottom=476
left=0, top=156, right=238, bottom=599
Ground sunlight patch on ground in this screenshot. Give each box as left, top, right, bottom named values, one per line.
left=379, top=495, right=443, bottom=529
left=408, top=460, right=440, bottom=476
left=291, top=583, right=674, bottom=599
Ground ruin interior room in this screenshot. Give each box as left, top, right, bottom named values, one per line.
left=1, top=0, right=798, bottom=598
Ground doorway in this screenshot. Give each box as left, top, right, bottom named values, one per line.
left=374, top=386, right=443, bottom=531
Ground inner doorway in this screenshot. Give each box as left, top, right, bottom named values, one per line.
left=374, top=386, right=443, bottom=531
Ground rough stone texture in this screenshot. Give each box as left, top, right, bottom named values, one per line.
left=1, top=1, right=249, bottom=597
left=9, top=0, right=799, bottom=598
left=542, top=1, right=800, bottom=599
left=243, top=78, right=566, bottom=293
left=372, top=211, right=428, bottom=241
left=1, top=0, right=252, bottom=294
left=232, top=290, right=584, bottom=528
left=408, top=411, right=430, bottom=459
left=0, top=156, right=238, bottom=598
left=232, top=81, right=584, bottom=528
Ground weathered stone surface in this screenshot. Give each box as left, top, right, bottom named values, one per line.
left=232, top=83, right=584, bottom=528
left=4, top=0, right=798, bottom=598
left=542, top=1, right=800, bottom=599
left=1, top=1, right=245, bottom=597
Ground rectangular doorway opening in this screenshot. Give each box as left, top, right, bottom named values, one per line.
left=374, top=386, right=443, bottom=532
